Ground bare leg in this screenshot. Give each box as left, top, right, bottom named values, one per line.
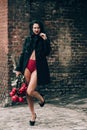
left=24, top=68, right=35, bottom=120
left=27, top=70, right=44, bottom=104
left=27, top=70, right=44, bottom=121
left=26, top=94, right=35, bottom=120
left=24, top=68, right=31, bottom=84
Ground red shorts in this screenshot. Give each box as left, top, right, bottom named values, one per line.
left=26, top=59, right=36, bottom=73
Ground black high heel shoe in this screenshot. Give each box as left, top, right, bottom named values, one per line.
left=30, top=120, right=35, bottom=126
left=29, top=113, right=37, bottom=126
left=39, top=100, right=45, bottom=107
left=39, top=94, right=45, bottom=107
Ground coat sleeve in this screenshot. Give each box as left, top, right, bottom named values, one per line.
left=42, top=37, right=51, bottom=56
left=15, top=38, right=27, bottom=72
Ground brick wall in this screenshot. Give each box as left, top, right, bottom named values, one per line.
left=29, top=0, right=87, bottom=96
left=8, top=0, right=30, bottom=87
left=0, top=0, right=30, bottom=104
left=0, top=0, right=87, bottom=104
left=0, top=0, right=8, bottom=103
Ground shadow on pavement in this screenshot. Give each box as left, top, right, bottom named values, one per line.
left=47, top=92, right=87, bottom=113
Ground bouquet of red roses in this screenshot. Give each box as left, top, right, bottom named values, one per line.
left=9, top=74, right=27, bottom=103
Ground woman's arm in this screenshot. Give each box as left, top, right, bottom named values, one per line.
left=39, top=33, right=51, bottom=56
left=43, top=38, right=51, bottom=56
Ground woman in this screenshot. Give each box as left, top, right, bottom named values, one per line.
left=15, top=20, right=51, bottom=126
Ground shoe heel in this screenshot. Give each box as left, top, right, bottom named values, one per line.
left=29, top=113, right=37, bottom=126
left=39, top=100, right=45, bottom=107
left=30, top=120, right=35, bottom=126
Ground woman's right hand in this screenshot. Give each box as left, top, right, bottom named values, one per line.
left=15, top=71, right=22, bottom=77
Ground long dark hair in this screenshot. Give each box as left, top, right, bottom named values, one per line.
left=29, top=20, right=45, bottom=35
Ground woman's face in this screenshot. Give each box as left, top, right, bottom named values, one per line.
left=32, top=23, right=41, bottom=35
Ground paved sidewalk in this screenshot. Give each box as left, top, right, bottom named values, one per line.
left=0, top=94, right=87, bottom=130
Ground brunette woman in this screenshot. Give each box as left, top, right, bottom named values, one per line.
left=15, top=20, right=51, bottom=126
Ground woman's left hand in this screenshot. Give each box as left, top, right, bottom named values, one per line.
left=39, top=33, right=47, bottom=40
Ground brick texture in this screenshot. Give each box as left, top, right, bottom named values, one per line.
left=0, top=0, right=8, bottom=103
left=0, top=0, right=87, bottom=104
left=29, top=0, right=87, bottom=96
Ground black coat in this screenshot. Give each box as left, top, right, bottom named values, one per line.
left=16, top=34, right=51, bottom=85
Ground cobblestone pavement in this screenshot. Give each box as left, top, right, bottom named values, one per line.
left=0, top=94, right=87, bottom=130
